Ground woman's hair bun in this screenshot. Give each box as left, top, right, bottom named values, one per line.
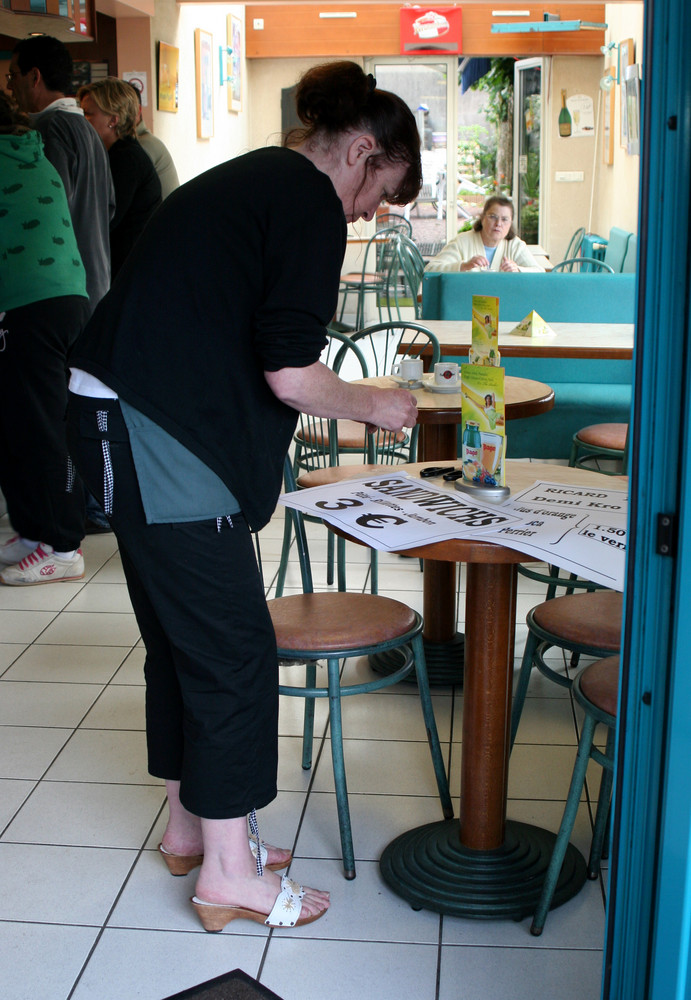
left=295, top=61, right=370, bottom=130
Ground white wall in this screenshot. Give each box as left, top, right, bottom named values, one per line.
left=590, top=3, right=644, bottom=239
left=146, top=1, right=250, bottom=184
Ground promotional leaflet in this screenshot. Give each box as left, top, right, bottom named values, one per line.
left=460, top=364, right=506, bottom=485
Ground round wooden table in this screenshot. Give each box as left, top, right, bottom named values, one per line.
left=353, top=375, right=555, bottom=683
left=347, top=461, right=626, bottom=920
left=354, top=373, right=555, bottom=463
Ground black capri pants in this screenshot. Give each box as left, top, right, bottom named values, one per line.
left=66, top=393, right=278, bottom=819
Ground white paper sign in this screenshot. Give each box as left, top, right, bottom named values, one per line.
left=280, top=475, right=628, bottom=591
left=472, top=480, right=628, bottom=590
left=280, top=473, right=523, bottom=552
left=566, top=94, right=595, bottom=137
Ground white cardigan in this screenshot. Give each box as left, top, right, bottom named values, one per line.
left=425, top=229, right=544, bottom=273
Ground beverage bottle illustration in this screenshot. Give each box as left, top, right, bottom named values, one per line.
left=462, top=421, right=482, bottom=481
left=559, top=90, right=572, bottom=137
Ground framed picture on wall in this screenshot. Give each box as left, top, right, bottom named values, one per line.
left=227, top=15, right=242, bottom=113
left=157, top=42, right=179, bottom=112
left=602, top=67, right=616, bottom=165
left=625, top=64, right=641, bottom=156
left=619, top=38, right=635, bottom=147
left=195, top=29, right=214, bottom=138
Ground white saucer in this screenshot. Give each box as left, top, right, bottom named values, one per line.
left=391, top=375, right=424, bottom=389
left=422, top=380, right=461, bottom=394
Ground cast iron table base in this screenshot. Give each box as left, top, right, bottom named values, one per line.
left=380, top=818, right=587, bottom=921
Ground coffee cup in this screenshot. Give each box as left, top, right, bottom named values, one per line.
left=434, top=362, right=460, bottom=386
left=392, top=358, right=424, bottom=383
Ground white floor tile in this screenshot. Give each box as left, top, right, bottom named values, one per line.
left=438, top=943, right=604, bottom=1000
left=0, top=581, right=84, bottom=612
left=0, top=922, right=99, bottom=1000
left=311, top=737, right=450, bottom=798
left=298, top=790, right=452, bottom=864
left=0, top=725, right=72, bottom=779
left=79, top=684, right=146, bottom=730
left=262, top=938, right=439, bottom=1000
left=0, top=609, right=56, bottom=644
left=70, top=927, right=268, bottom=1000
left=0, top=642, right=25, bottom=674
left=3, top=781, right=165, bottom=848
left=0, top=680, right=102, bottom=727
left=35, top=610, right=140, bottom=646
left=0, top=842, right=136, bottom=924
left=3, top=643, right=126, bottom=683
left=46, top=729, right=157, bottom=784
left=0, top=778, right=36, bottom=827
left=111, top=645, right=146, bottom=684
left=66, top=582, right=134, bottom=614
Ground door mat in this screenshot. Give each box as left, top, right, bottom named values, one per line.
left=161, top=968, right=284, bottom=1000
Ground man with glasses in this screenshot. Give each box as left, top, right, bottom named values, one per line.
left=425, top=195, right=544, bottom=272
left=7, top=35, right=114, bottom=308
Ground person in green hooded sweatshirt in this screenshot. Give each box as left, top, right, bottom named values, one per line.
left=0, top=92, right=89, bottom=585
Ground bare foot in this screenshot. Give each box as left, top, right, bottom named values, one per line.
left=195, top=866, right=330, bottom=921
left=254, top=840, right=292, bottom=870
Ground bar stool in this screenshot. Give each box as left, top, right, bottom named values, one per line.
left=531, top=654, right=618, bottom=935
left=271, top=459, right=453, bottom=880
left=511, top=590, right=622, bottom=750
left=569, top=422, right=628, bottom=475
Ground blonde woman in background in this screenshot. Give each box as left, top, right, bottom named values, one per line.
left=425, top=195, right=544, bottom=273
left=78, top=78, right=162, bottom=277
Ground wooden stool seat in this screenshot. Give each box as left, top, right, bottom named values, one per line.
left=296, top=420, right=406, bottom=450
left=511, top=591, right=623, bottom=750
left=299, top=464, right=383, bottom=489
left=575, top=423, right=628, bottom=451
left=531, top=591, right=623, bottom=652
left=270, top=593, right=417, bottom=651
left=578, top=653, right=620, bottom=717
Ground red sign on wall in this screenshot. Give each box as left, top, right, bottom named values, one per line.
left=400, top=7, right=463, bottom=55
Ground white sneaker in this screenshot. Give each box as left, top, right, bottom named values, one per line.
left=0, top=544, right=85, bottom=586
left=0, top=535, right=38, bottom=566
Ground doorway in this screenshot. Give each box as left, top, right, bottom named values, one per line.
left=513, top=57, right=546, bottom=247
left=366, top=56, right=458, bottom=255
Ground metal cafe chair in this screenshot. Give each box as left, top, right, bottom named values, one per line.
left=277, top=331, right=371, bottom=597
left=569, top=422, right=629, bottom=475
left=531, top=655, right=618, bottom=935
left=510, top=590, right=622, bottom=752
left=551, top=257, right=615, bottom=273
left=338, top=225, right=410, bottom=330
left=271, top=457, right=453, bottom=879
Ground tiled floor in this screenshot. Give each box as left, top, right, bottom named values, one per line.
left=0, top=492, right=609, bottom=1000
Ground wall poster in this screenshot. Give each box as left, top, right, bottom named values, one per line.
left=195, top=29, right=214, bottom=138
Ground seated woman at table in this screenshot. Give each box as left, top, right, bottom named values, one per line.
left=425, top=196, right=544, bottom=273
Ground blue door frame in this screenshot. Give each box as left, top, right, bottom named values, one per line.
left=605, top=0, right=691, bottom=996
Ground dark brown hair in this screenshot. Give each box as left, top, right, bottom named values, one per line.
left=13, top=36, right=73, bottom=94
left=284, top=61, right=421, bottom=206
left=473, top=196, right=517, bottom=239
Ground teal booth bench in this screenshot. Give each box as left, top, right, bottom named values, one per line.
left=421, top=271, right=636, bottom=460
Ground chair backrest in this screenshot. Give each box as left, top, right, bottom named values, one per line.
left=551, top=256, right=615, bottom=273
left=621, top=233, right=637, bottom=273
left=350, top=320, right=440, bottom=375
left=376, top=213, right=412, bottom=236
left=293, top=331, right=370, bottom=473
left=603, top=227, right=633, bottom=272
left=563, top=226, right=586, bottom=263
left=379, top=233, right=426, bottom=321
